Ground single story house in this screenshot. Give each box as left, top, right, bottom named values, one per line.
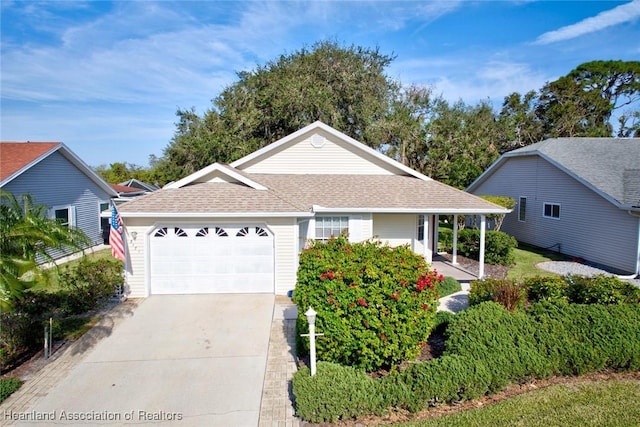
left=0, top=141, right=118, bottom=258
left=467, top=137, right=640, bottom=276
left=117, top=121, right=509, bottom=297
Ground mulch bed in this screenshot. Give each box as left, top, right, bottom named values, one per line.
left=439, top=253, right=510, bottom=279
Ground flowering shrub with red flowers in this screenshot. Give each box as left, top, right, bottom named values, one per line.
left=293, top=235, right=441, bottom=372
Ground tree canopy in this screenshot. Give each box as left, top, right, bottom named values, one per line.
left=140, top=45, right=639, bottom=189
left=152, top=41, right=401, bottom=183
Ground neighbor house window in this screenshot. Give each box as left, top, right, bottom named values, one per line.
left=543, top=202, right=561, bottom=219
left=518, top=197, right=527, bottom=222
left=51, top=205, right=75, bottom=228
left=315, top=216, right=349, bottom=241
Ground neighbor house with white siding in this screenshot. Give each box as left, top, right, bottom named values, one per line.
left=467, top=137, right=640, bottom=276
left=117, top=121, right=508, bottom=298
left=0, top=141, right=118, bottom=258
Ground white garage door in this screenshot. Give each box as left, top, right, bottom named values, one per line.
left=150, top=225, right=274, bottom=294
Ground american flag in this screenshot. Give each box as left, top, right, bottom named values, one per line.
left=109, top=204, right=125, bottom=262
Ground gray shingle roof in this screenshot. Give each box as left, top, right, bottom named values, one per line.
left=507, top=138, right=640, bottom=206
left=253, top=174, right=503, bottom=212
left=117, top=182, right=303, bottom=214
left=118, top=173, right=506, bottom=215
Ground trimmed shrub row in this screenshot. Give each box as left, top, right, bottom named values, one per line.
left=292, top=302, right=640, bottom=422
left=470, top=274, right=640, bottom=309
left=0, top=377, right=23, bottom=403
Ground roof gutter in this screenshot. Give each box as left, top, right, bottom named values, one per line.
left=119, top=211, right=313, bottom=218
left=620, top=209, right=640, bottom=279
left=311, top=205, right=511, bottom=215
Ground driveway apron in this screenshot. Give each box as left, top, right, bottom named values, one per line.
left=14, top=294, right=275, bottom=427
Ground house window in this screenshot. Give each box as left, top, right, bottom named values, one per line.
left=315, top=216, right=349, bottom=241
left=417, top=215, right=425, bottom=241
left=174, top=227, right=188, bottom=237
left=543, top=202, right=561, bottom=219
left=518, top=197, right=527, bottom=222
left=51, top=205, right=75, bottom=228
left=99, top=202, right=111, bottom=244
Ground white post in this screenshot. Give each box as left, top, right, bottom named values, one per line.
left=434, top=214, right=439, bottom=254
left=422, top=214, right=432, bottom=263
left=479, top=215, right=486, bottom=278
left=305, top=307, right=317, bottom=376
left=452, top=214, right=458, bottom=264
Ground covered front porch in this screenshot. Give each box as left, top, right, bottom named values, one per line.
left=418, top=213, right=492, bottom=279
left=431, top=254, right=477, bottom=283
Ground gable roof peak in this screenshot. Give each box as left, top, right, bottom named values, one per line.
left=230, top=121, right=432, bottom=181
left=165, top=162, right=268, bottom=190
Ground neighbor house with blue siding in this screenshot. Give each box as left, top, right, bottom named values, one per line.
left=1, top=141, right=118, bottom=259
left=467, top=137, right=640, bottom=276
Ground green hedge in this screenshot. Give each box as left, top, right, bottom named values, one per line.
left=438, top=228, right=453, bottom=252
left=471, top=274, right=640, bottom=311
left=292, top=362, right=382, bottom=423
left=292, top=302, right=640, bottom=422
left=457, top=229, right=517, bottom=265
left=0, top=377, right=22, bottom=402
left=292, top=236, right=440, bottom=372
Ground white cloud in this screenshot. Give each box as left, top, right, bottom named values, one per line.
left=391, top=58, right=549, bottom=106
left=534, top=0, right=640, bottom=45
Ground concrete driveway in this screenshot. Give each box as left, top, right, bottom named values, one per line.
left=15, top=294, right=275, bottom=427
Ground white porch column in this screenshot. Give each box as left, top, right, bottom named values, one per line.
left=433, top=214, right=439, bottom=254
left=423, top=214, right=432, bottom=263
left=479, top=215, right=486, bottom=278
left=307, top=217, right=316, bottom=241
left=452, top=214, right=458, bottom=264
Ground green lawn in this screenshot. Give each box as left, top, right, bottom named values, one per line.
left=507, top=244, right=566, bottom=281
left=395, top=379, right=640, bottom=427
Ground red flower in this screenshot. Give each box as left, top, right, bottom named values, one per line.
left=380, top=332, right=387, bottom=341
left=422, top=304, right=430, bottom=310
left=390, top=291, right=401, bottom=301
left=357, top=298, right=368, bottom=307
left=327, top=270, right=335, bottom=280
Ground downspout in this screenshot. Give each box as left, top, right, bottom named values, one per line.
left=618, top=210, right=640, bottom=279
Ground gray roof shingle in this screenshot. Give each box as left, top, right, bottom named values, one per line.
left=118, top=174, right=505, bottom=215
left=507, top=138, right=640, bottom=206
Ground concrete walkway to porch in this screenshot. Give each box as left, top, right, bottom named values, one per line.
left=431, top=254, right=477, bottom=283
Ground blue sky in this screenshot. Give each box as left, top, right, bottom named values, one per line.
left=2, top=1, right=639, bottom=168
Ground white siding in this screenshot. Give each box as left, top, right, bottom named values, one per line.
left=122, top=216, right=297, bottom=298
left=472, top=156, right=639, bottom=273
left=240, top=131, right=399, bottom=175
left=372, top=213, right=416, bottom=248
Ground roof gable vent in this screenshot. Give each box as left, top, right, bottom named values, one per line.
left=311, top=134, right=326, bottom=148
